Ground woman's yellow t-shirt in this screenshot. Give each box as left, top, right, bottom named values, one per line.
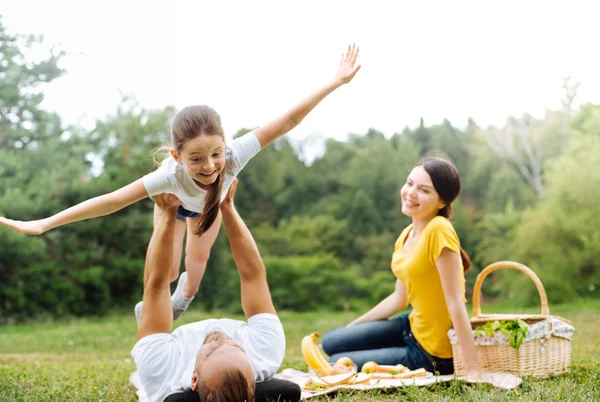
left=391, top=216, right=465, bottom=359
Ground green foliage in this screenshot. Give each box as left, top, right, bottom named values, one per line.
left=570, top=102, right=600, bottom=138
left=253, top=214, right=354, bottom=258
left=0, top=22, right=173, bottom=320
left=265, top=254, right=360, bottom=311
left=0, top=18, right=65, bottom=152
left=483, top=164, right=537, bottom=213
left=2, top=20, right=600, bottom=321
left=480, top=131, right=600, bottom=304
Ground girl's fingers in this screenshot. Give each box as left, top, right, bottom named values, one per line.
left=340, top=44, right=359, bottom=67
left=351, top=45, right=360, bottom=65
left=0, top=218, right=16, bottom=228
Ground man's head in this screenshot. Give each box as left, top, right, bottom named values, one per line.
left=191, top=331, right=255, bottom=402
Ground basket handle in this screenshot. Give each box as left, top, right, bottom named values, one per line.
left=472, top=261, right=549, bottom=318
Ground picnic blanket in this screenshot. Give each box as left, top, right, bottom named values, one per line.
left=130, top=369, right=522, bottom=401
left=274, top=368, right=522, bottom=400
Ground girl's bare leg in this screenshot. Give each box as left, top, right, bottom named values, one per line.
left=183, top=212, right=222, bottom=298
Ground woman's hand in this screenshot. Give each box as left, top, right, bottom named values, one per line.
left=464, top=371, right=523, bottom=389
left=465, top=370, right=488, bottom=382
left=332, top=43, right=361, bottom=86
left=0, top=217, right=49, bottom=235
left=346, top=279, right=407, bottom=327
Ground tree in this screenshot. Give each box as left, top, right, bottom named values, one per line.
left=485, top=114, right=546, bottom=196
left=484, top=81, right=580, bottom=198
left=0, top=18, right=65, bottom=152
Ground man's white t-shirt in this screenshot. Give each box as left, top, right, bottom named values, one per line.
left=131, top=313, right=285, bottom=402
left=143, top=132, right=261, bottom=213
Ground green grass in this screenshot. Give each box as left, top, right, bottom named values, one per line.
left=1, top=301, right=599, bottom=401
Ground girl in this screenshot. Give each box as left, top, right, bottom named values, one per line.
left=321, top=156, right=485, bottom=378
left=0, top=44, right=361, bottom=319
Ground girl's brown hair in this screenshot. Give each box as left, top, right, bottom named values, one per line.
left=417, top=156, right=472, bottom=273
left=170, top=105, right=225, bottom=236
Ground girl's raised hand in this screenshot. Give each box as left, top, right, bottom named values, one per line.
left=251, top=44, right=362, bottom=149
left=0, top=217, right=48, bottom=235
left=333, top=43, right=361, bottom=86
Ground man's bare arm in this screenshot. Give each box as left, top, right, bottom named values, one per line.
left=137, top=194, right=181, bottom=340
left=220, top=180, right=276, bottom=318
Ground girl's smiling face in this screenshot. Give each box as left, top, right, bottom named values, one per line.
left=172, top=134, right=226, bottom=188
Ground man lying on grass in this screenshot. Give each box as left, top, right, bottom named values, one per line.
left=132, top=179, right=285, bottom=402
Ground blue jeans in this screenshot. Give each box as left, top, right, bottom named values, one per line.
left=321, top=313, right=454, bottom=375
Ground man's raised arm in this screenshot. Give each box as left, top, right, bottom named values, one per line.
left=220, top=180, right=276, bottom=318
left=137, top=193, right=182, bottom=340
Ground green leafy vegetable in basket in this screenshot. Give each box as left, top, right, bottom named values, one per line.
left=475, top=320, right=529, bottom=348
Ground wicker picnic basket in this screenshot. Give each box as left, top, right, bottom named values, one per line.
left=450, top=261, right=574, bottom=378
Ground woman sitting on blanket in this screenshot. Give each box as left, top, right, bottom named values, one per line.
left=322, top=156, right=483, bottom=378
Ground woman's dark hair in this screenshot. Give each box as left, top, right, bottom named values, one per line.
left=170, top=105, right=225, bottom=236
left=418, top=156, right=472, bottom=273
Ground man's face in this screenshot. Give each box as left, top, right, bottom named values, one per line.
left=191, top=331, right=254, bottom=392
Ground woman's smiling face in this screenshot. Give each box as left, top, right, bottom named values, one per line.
left=400, top=166, right=445, bottom=220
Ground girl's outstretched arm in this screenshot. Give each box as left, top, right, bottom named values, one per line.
left=253, top=43, right=361, bottom=148
left=0, top=179, right=149, bottom=235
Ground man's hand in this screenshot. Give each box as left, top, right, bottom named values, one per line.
left=152, top=193, right=182, bottom=212
left=220, top=179, right=238, bottom=210
left=137, top=193, right=181, bottom=340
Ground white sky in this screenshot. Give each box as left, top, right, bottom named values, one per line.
left=2, top=0, right=600, bottom=141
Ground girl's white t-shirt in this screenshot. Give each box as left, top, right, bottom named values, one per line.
left=142, top=132, right=261, bottom=212
left=131, top=313, right=285, bottom=402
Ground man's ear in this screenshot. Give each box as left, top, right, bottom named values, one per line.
left=191, top=371, right=199, bottom=391
left=170, top=149, right=180, bottom=163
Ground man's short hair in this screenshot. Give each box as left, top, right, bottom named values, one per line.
left=198, top=367, right=255, bottom=402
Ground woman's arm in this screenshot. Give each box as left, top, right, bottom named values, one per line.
left=347, top=279, right=408, bottom=327
left=0, top=179, right=149, bottom=235
left=253, top=44, right=361, bottom=149
left=437, top=248, right=480, bottom=374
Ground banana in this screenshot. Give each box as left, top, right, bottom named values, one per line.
left=304, top=333, right=329, bottom=367
left=361, top=361, right=408, bottom=374
left=311, top=334, right=333, bottom=372
left=301, top=332, right=333, bottom=376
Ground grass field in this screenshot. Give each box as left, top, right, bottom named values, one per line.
left=1, top=300, right=599, bottom=401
